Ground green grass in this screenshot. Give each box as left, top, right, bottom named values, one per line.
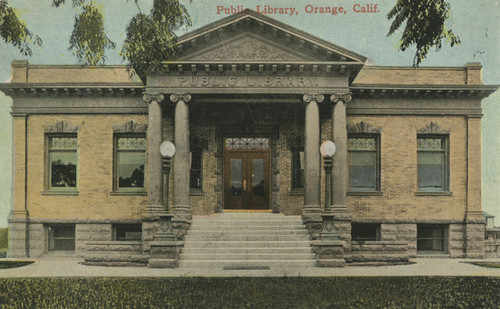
left=0, top=277, right=498, bottom=308
left=469, top=262, right=500, bottom=268
left=0, top=261, right=34, bottom=269
left=0, top=228, right=7, bottom=252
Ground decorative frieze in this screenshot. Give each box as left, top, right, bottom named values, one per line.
left=347, top=121, right=381, bottom=133
left=112, top=120, right=148, bottom=133
left=417, top=122, right=449, bottom=134
left=44, top=121, right=79, bottom=133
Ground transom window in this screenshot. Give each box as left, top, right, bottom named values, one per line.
left=225, top=138, right=269, bottom=151
left=417, top=135, right=448, bottom=191
left=115, top=135, right=146, bottom=191
left=348, top=135, right=380, bottom=191
left=47, top=134, right=78, bottom=191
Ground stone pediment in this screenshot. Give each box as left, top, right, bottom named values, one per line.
left=174, top=10, right=367, bottom=64
left=181, top=33, right=314, bottom=62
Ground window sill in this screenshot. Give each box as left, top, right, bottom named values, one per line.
left=289, top=189, right=304, bottom=196
left=415, top=191, right=453, bottom=196
left=347, top=191, right=383, bottom=196
left=190, top=190, right=206, bottom=196
left=110, top=191, right=147, bottom=196
left=41, top=191, right=79, bottom=196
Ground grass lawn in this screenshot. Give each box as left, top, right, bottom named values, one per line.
left=469, top=262, right=500, bottom=268
left=0, top=260, right=34, bottom=269
left=0, top=277, right=498, bottom=308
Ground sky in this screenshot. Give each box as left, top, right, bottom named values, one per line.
left=0, top=0, right=499, bottom=227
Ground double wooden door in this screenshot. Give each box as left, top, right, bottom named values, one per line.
left=224, top=151, right=270, bottom=209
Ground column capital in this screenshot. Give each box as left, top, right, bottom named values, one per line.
left=143, top=92, right=165, bottom=103
left=303, top=93, right=324, bottom=104
left=169, top=93, right=192, bottom=103
left=330, top=92, right=352, bottom=103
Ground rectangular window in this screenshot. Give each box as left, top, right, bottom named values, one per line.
left=351, top=223, right=381, bottom=241
left=417, top=135, right=448, bottom=191
left=292, top=148, right=304, bottom=189
left=190, top=150, right=203, bottom=190
left=417, top=224, right=447, bottom=253
left=113, top=224, right=142, bottom=241
left=47, top=134, right=78, bottom=191
left=47, top=224, right=75, bottom=251
left=348, top=135, right=379, bottom=191
left=114, top=135, right=146, bottom=191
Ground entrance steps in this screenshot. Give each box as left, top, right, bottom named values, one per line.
left=179, top=213, right=316, bottom=269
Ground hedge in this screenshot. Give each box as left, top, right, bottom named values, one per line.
left=0, top=277, right=498, bottom=308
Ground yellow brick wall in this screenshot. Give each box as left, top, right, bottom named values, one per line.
left=12, top=116, right=27, bottom=215
left=24, top=114, right=148, bottom=220
left=346, top=115, right=470, bottom=221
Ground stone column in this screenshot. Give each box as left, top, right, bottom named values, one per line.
left=170, top=93, right=192, bottom=238
left=330, top=92, right=353, bottom=256
left=302, top=93, right=324, bottom=239
left=330, top=93, right=351, bottom=212
left=143, top=93, right=165, bottom=213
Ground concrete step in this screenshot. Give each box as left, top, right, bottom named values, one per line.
left=183, top=240, right=312, bottom=248
left=182, top=247, right=313, bottom=254
left=187, top=230, right=308, bottom=236
left=180, top=253, right=315, bottom=260
left=184, top=235, right=311, bottom=241
left=189, top=225, right=306, bottom=231
left=178, top=259, right=316, bottom=268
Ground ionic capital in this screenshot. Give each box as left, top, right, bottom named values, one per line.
left=143, top=92, right=165, bottom=103
left=169, top=93, right=192, bottom=103
left=330, top=92, right=352, bottom=104
left=303, top=93, right=324, bottom=104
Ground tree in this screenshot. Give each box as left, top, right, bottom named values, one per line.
left=0, top=0, right=190, bottom=80
left=387, top=0, right=460, bottom=67
left=1, top=0, right=459, bottom=72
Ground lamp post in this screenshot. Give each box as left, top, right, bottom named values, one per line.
left=160, top=141, right=176, bottom=212
left=154, top=141, right=176, bottom=242
left=319, top=141, right=340, bottom=241
left=320, top=141, right=336, bottom=213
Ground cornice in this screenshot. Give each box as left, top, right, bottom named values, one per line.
left=351, top=84, right=498, bottom=99
left=0, top=84, right=144, bottom=98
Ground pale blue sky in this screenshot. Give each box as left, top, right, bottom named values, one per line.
left=0, top=0, right=499, bottom=227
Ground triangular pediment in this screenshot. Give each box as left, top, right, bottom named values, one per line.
left=181, top=33, right=315, bottom=62
left=173, top=9, right=366, bottom=63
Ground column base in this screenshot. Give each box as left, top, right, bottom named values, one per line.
left=302, top=204, right=323, bottom=240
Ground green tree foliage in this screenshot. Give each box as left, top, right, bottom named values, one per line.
left=121, top=0, right=191, bottom=80
left=69, top=3, right=116, bottom=65
left=0, top=1, right=42, bottom=57
left=387, top=0, right=460, bottom=67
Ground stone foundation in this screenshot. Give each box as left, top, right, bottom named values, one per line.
left=348, top=241, right=409, bottom=264
left=381, top=224, right=417, bottom=257
left=485, top=238, right=500, bottom=258
left=83, top=241, right=147, bottom=266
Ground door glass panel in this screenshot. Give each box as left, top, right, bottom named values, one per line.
left=230, top=159, right=243, bottom=196
left=252, top=158, right=265, bottom=196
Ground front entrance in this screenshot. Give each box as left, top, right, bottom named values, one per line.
left=223, top=138, right=270, bottom=210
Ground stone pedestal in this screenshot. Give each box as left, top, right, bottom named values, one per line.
left=148, top=241, right=184, bottom=268
left=465, top=221, right=485, bottom=258
left=312, top=240, right=345, bottom=267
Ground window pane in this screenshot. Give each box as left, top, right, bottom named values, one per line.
left=190, top=151, right=202, bottom=189
left=225, top=138, right=269, bottom=151
left=190, top=171, right=202, bottom=189
left=115, top=224, right=142, bottom=241
left=50, top=137, right=77, bottom=149
left=351, top=223, right=380, bottom=241
left=252, top=159, right=265, bottom=196
left=418, top=152, right=444, bottom=189
left=50, top=152, right=77, bottom=187
left=292, top=149, right=304, bottom=189
left=417, top=225, right=445, bottom=252
left=118, top=152, right=145, bottom=188
left=230, top=159, right=243, bottom=196
left=350, top=151, right=376, bottom=190
left=48, top=225, right=75, bottom=251
left=117, top=137, right=146, bottom=150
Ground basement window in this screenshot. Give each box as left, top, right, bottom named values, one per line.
left=417, top=224, right=448, bottom=253
left=47, top=224, right=75, bottom=251
left=113, top=224, right=142, bottom=241
left=351, top=223, right=381, bottom=241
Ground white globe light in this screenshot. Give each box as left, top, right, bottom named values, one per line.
left=320, top=141, right=336, bottom=157
left=160, top=141, right=176, bottom=158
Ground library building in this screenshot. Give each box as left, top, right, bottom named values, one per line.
left=3, top=10, right=498, bottom=267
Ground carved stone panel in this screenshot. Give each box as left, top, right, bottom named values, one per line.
left=347, top=121, right=381, bottom=134
left=417, top=122, right=449, bottom=134
left=44, top=121, right=79, bottom=133
left=112, top=120, right=148, bottom=133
